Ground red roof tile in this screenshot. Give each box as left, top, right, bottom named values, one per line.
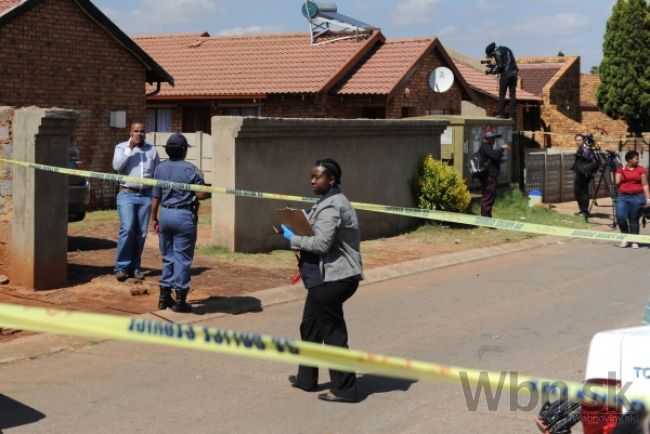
left=338, top=38, right=435, bottom=95
left=517, top=63, right=563, bottom=96
left=0, top=0, right=21, bottom=14
left=451, top=58, right=541, bottom=102
left=135, top=31, right=383, bottom=98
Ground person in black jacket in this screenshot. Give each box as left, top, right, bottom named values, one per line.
left=485, top=42, right=519, bottom=119
left=570, top=133, right=598, bottom=219
left=478, top=125, right=510, bottom=217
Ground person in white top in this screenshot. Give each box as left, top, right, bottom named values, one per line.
left=111, top=121, right=160, bottom=281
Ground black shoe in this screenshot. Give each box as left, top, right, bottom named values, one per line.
left=317, top=392, right=357, bottom=403
left=115, top=269, right=129, bottom=282
left=288, top=375, right=316, bottom=392
left=131, top=270, right=145, bottom=280
left=158, top=286, right=174, bottom=310
left=172, top=290, right=192, bottom=313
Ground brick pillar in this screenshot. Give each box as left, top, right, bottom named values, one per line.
left=9, top=107, right=78, bottom=289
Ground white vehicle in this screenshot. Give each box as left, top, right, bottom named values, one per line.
left=581, top=326, right=650, bottom=433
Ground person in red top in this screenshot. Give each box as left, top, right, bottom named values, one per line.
left=615, top=150, right=650, bottom=248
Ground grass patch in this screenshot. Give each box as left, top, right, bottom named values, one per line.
left=404, top=189, right=589, bottom=247
left=487, top=190, right=590, bottom=228
left=68, top=209, right=119, bottom=231
left=69, top=199, right=213, bottom=232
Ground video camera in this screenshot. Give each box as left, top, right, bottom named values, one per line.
left=481, top=59, right=496, bottom=75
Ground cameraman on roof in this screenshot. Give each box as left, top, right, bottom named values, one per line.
left=485, top=42, right=518, bottom=119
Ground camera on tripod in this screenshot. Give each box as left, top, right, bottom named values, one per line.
left=604, top=150, right=622, bottom=170
left=481, top=59, right=496, bottom=75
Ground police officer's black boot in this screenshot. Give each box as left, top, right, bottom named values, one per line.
left=172, top=290, right=191, bottom=313
left=158, top=286, right=173, bottom=310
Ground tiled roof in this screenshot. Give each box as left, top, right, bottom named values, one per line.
left=135, top=31, right=384, bottom=98
left=0, top=0, right=21, bottom=14
left=450, top=56, right=541, bottom=102
left=580, top=74, right=600, bottom=106
left=338, top=38, right=435, bottom=95
left=518, top=63, right=563, bottom=96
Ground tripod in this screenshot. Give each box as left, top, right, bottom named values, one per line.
left=588, top=153, right=619, bottom=228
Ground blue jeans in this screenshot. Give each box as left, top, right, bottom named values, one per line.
left=114, top=192, right=152, bottom=273
left=615, top=192, right=645, bottom=235
left=158, top=207, right=197, bottom=291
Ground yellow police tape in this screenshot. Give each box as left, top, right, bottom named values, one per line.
left=2, top=157, right=650, bottom=243
left=0, top=302, right=647, bottom=411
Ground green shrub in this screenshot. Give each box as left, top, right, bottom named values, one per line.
left=413, top=154, right=471, bottom=212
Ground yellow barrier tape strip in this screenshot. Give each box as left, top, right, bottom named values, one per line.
left=2, top=157, right=649, bottom=243
left=0, top=302, right=647, bottom=411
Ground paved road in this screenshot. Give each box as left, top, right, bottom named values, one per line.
left=1, top=238, right=648, bottom=433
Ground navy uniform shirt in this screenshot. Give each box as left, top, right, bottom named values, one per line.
left=152, top=160, right=205, bottom=207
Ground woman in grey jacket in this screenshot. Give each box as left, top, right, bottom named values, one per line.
left=280, top=158, right=363, bottom=403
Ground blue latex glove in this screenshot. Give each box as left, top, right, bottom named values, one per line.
left=280, top=224, right=295, bottom=240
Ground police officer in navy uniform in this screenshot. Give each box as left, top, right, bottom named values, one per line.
left=150, top=133, right=209, bottom=312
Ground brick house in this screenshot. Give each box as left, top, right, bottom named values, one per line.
left=133, top=30, right=478, bottom=133
left=516, top=56, right=629, bottom=150
left=0, top=0, right=173, bottom=208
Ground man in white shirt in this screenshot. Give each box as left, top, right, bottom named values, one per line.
left=112, top=121, right=160, bottom=281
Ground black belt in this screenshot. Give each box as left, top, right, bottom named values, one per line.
left=120, top=186, right=150, bottom=193
left=162, top=204, right=193, bottom=210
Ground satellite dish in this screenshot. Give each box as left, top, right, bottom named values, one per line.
left=429, top=67, right=454, bottom=93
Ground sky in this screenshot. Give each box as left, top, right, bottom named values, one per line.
left=93, top=0, right=618, bottom=72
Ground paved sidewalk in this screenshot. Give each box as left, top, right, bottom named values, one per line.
left=551, top=196, right=617, bottom=228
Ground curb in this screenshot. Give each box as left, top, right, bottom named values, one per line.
left=0, top=235, right=563, bottom=364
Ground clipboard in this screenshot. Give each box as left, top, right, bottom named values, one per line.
left=276, top=207, right=314, bottom=236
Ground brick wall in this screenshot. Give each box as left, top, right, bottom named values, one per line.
left=386, top=48, right=462, bottom=117
left=538, top=57, right=582, bottom=147
left=579, top=74, right=630, bottom=147
left=0, top=0, right=148, bottom=208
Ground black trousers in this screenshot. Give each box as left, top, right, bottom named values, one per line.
left=574, top=175, right=592, bottom=214
left=498, top=72, right=518, bottom=118
left=297, top=278, right=358, bottom=399
left=480, top=175, right=498, bottom=217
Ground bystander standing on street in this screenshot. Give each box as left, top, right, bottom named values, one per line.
left=614, top=150, right=650, bottom=249
left=112, top=121, right=159, bottom=282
